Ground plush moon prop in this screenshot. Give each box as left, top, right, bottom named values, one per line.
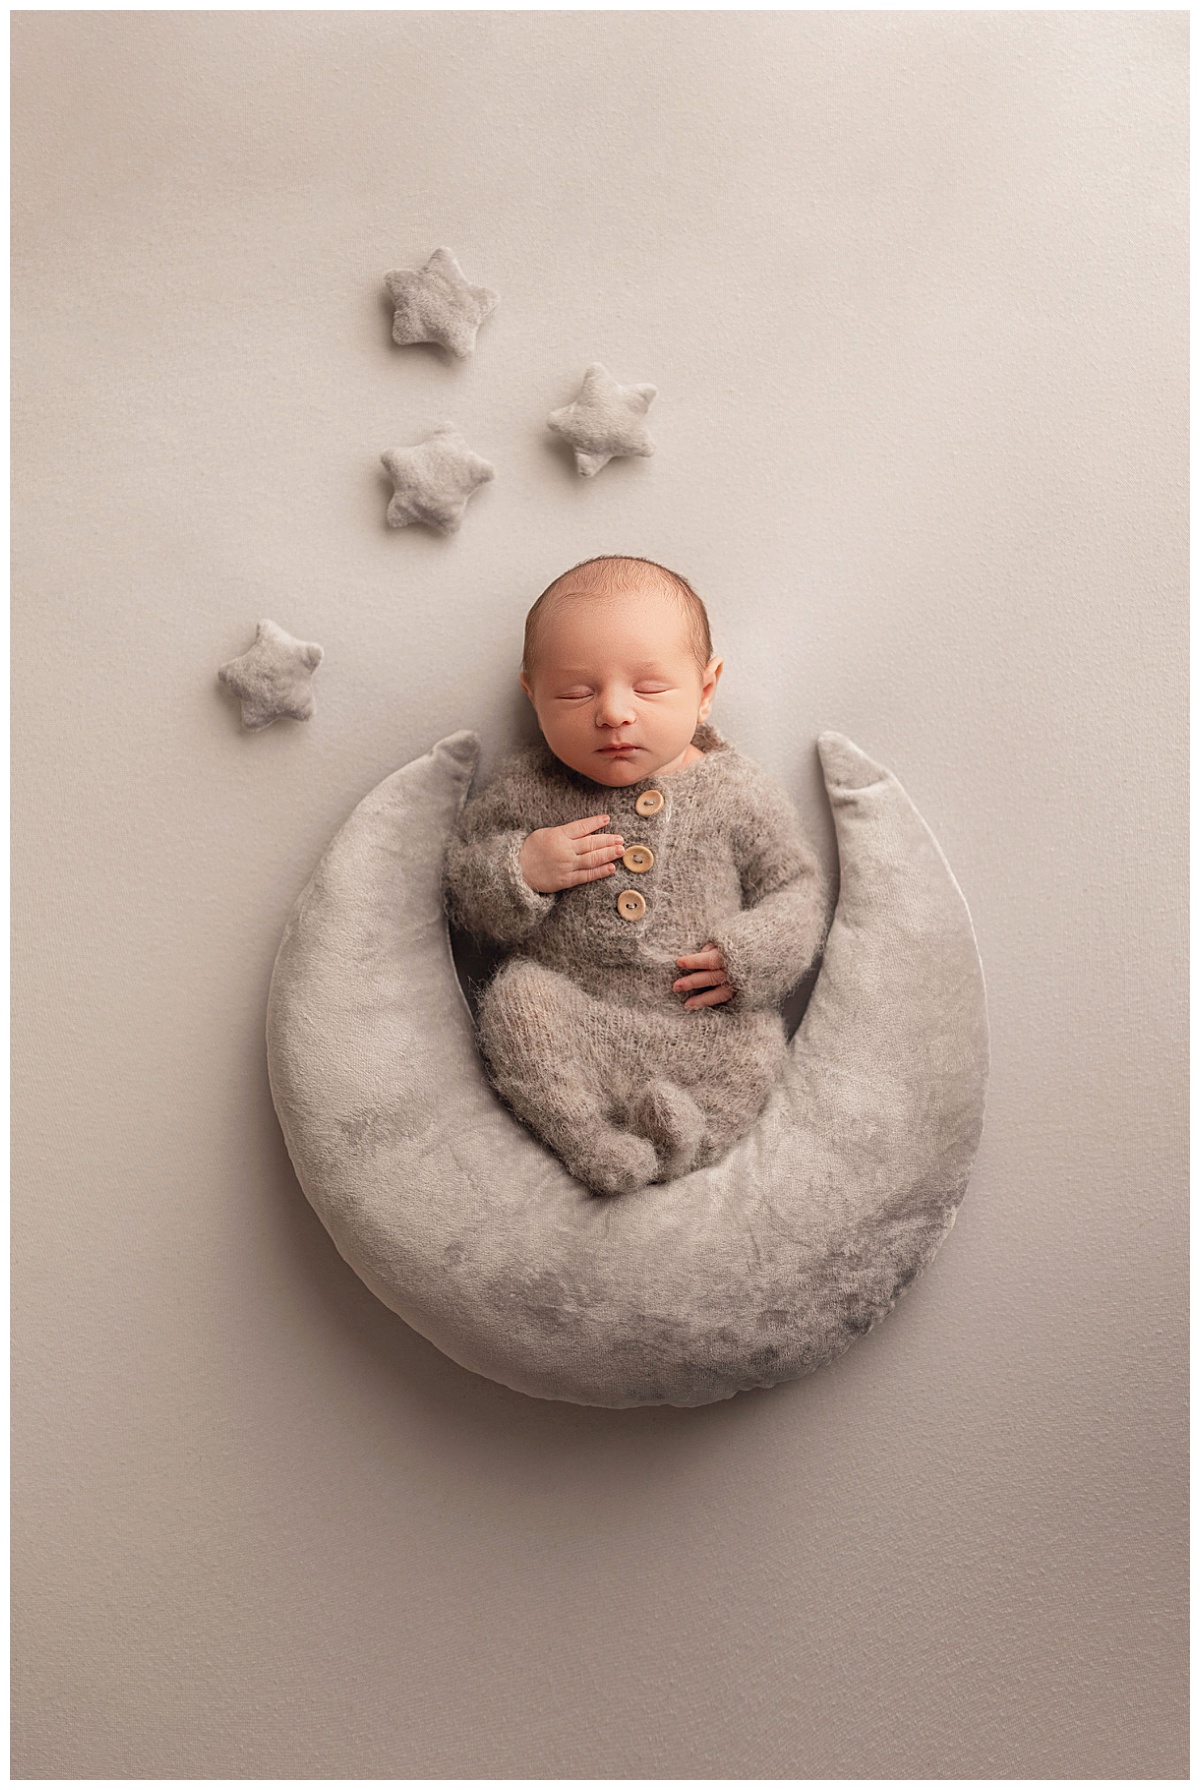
left=266, top=730, right=989, bottom=1409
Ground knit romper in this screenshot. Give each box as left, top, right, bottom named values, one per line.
left=443, top=722, right=829, bottom=1196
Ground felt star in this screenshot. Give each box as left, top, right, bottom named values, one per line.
left=217, top=619, right=323, bottom=731
left=547, top=362, right=658, bottom=477
left=381, top=423, right=495, bottom=532
left=384, top=246, right=500, bottom=358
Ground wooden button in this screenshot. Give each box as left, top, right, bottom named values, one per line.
left=616, top=888, right=647, bottom=922
left=622, top=844, right=654, bottom=874
left=635, top=788, right=665, bottom=817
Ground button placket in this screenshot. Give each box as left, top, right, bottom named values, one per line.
left=615, top=784, right=664, bottom=920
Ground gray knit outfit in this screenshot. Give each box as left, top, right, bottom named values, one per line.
left=443, top=722, right=829, bottom=1196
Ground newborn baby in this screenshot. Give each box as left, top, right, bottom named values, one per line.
left=443, top=555, right=829, bottom=1196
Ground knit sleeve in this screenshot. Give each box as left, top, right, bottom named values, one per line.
left=442, top=756, right=558, bottom=946
left=706, top=761, right=830, bottom=1010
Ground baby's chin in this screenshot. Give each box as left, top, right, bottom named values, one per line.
left=561, top=746, right=664, bottom=786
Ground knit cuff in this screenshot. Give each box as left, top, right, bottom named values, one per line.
left=707, top=909, right=821, bottom=1011
left=443, top=827, right=557, bottom=945
left=706, top=925, right=784, bottom=1010
left=499, top=830, right=558, bottom=934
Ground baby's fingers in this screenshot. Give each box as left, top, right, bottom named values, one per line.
left=675, top=948, right=724, bottom=971
left=569, top=834, right=630, bottom=877
left=684, top=983, right=736, bottom=1010
left=673, top=969, right=727, bottom=991
left=564, top=862, right=618, bottom=885
left=563, top=813, right=617, bottom=839
left=573, top=833, right=625, bottom=860
left=565, top=841, right=630, bottom=884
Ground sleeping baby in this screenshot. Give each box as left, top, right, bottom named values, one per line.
left=443, top=555, right=829, bottom=1197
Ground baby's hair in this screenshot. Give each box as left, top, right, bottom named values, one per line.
left=522, top=555, right=713, bottom=678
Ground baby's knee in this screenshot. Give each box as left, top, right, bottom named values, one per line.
left=690, top=1016, right=788, bottom=1151
left=480, top=959, right=573, bottom=1048
left=485, top=956, right=567, bottom=1006
left=477, top=960, right=609, bottom=1110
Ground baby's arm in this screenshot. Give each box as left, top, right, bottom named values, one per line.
left=703, top=762, right=830, bottom=1009
left=444, top=764, right=556, bottom=945
left=444, top=762, right=625, bottom=945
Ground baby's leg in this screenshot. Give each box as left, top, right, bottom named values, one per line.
left=600, top=1006, right=788, bottom=1184
left=477, top=959, right=657, bottom=1197
left=627, top=1079, right=707, bottom=1181
left=677, top=1008, right=790, bottom=1171
left=619, top=1011, right=787, bottom=1179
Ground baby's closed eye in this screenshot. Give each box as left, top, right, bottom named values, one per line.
left=554, top=688, right=673, bottom=703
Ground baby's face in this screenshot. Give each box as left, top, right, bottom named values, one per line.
left=520, top=583, right=721, bottom=786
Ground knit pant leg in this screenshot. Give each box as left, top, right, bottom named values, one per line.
left=683, top=1007, right=790, bottom=1170
left=477, top=959, right=657, bottom=1196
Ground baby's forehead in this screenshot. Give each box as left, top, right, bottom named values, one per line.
left=542, top=578, right=685, bottom=638
left=538, top=618, right=692, bottom=677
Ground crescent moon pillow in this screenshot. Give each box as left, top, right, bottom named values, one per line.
left=266, top=732, right=989, bottom=1408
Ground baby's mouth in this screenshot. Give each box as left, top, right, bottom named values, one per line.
left=599, top=743, right=640, bottom=755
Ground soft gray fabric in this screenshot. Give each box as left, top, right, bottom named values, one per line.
left=266, top=730, right=990, bottom=1408
left=383, top=245, right=499, bottom=358
left=380, top=423, right=495, bottom=532
left=217, top=619, right=323, bottom=729
left=442, top=724, right=829, bottom=1193
left=547, top=362, right=657, bottom=476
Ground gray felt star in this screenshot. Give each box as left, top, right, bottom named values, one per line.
left=217, top=619, right=323, bottom=730
left=547, top=362, right=658, bottom=477
left=384, top=246, right=500, bottom=358
left=381, top=423, right=495, bottom=533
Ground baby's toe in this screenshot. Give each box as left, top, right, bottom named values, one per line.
left=569, top=1127, right=657, bottom=1198
left=629, top=1079, right=705, bottom=1183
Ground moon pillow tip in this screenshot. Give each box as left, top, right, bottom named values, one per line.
left=433, top=729, right=481, bottom=772
left=816, top=730, right=892, bottom=793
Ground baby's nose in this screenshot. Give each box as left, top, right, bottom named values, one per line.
left=596, top=688, right=635, bottom=725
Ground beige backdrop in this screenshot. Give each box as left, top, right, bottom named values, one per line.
left=12, top=10, right=1188, bottom=1779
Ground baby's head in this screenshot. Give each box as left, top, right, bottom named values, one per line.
left=519, top=556, right=722, bottom=786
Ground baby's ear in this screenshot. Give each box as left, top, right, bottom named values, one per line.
left=519, top=671, right=534, bottom=703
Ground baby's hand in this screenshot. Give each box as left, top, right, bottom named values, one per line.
left=519, top=814, right=627, bottom=894
left=674, top=944, right=736, bottom=1010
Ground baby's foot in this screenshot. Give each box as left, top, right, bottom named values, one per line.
left=628, top=1080, right=705, bottom=1183
left=565, top=1124, right=658, bottom=1198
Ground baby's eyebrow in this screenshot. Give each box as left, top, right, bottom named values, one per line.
left=548, top=663, right=675, bottom=679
